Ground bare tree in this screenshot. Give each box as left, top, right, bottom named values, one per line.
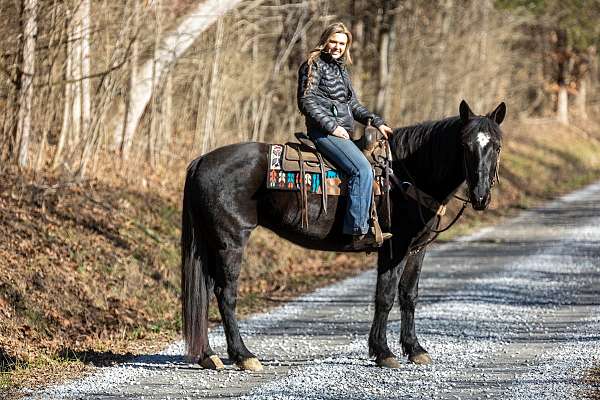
left=15, top=0, right=38, bottom=167
left=201, top=18, right=224, bottom=155
left=375, top=0, right=400, bottom=116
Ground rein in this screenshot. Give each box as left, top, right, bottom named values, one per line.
left=389, top=163, right=469, bottom=255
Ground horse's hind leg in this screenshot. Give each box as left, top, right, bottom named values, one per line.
left=213, top=247, right=263, bottom=371
left=399, top=250, right=432, bottom=364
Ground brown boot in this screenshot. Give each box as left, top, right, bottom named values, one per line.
left=351, top=231, right=392, bottom=250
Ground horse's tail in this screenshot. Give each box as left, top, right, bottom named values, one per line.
left=181, top=158, right=210, bottom=360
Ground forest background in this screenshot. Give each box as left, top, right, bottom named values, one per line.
left=1, top=0, right=600, bottom=394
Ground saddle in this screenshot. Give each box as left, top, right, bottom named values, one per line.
left=267, top=121, right=394, bottom=241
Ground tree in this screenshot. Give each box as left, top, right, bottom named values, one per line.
left=15, top=0, right=38, bottom=167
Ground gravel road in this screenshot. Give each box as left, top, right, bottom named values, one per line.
left=28, top=181, right=600, bottom=399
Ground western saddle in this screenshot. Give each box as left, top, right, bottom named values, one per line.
left=267, top=121, right=393, bottom=244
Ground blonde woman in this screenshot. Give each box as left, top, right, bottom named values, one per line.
left=297, top=22, right=393, bottom=248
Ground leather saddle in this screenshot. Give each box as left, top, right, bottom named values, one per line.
left=282, top=134, right=336, bottom=174
left=281, top=125, right=391, bottom=188
left=267, top=122, right=393, bottom=235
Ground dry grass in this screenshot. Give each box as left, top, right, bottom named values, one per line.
left=585, top=365, right=600, bottom=399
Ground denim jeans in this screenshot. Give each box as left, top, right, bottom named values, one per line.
left=309, top=132, right=373, bottom=235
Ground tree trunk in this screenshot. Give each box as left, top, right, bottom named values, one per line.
left=432, top=0, right=452, bottom=117
left=16, top=0, right=38, bottom=168
left=53, top=0, right=91, bottom=168
left=148, top=0, right=162, bottom=166
left=201, top=18, right=225, bottom=155
left=35, top=0, right=61, bottom=171
left=351, top=0, right=365, bottom=97
left=557, top=85, right=569, bottom=124
left=555, top=29, right=569, bottom=125
left=116, top=0, right=141, bottom=152
left=53, top=22, right=73, bottom=169
left=117, top=0, right=243, bottom=160
left=375, top=0, right=399, bottom=116
left=575, top=78, right=587, bottom=118
left=79, top=0, right=91, bottom=140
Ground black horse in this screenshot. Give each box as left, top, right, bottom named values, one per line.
left=181, top=100, right=506, bottom=371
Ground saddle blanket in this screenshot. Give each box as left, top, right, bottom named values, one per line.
left=266, top=144, right=386, bottom=195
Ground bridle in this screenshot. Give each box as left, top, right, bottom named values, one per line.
left=386, top=136, right=502, bottom=255
left=461, top=140, right=502, bottom=196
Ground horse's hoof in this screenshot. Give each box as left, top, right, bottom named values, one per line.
left=199, top=355, right=225, bottom=370
left=409, top=352, right=432, bottom=365
left=237, top=357, right=263, bottom=372
left=376, top=356, right=401, bottom=369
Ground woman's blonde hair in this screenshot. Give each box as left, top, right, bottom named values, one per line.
left=304, top=22, right=353, bottom=93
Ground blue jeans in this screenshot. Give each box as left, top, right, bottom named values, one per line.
left=310, top=132, right=373, bottom=235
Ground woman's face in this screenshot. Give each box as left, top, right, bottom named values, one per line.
left=324, top=32, right=348, bottom=59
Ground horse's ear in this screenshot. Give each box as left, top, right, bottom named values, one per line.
left=459, top=100, right=474, bottom=123
left=488, top=102, right=507, bottom=125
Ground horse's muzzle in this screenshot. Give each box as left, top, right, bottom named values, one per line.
left=471, top=192, right=491, bottom=211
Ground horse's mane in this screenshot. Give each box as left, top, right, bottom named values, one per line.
left=391, top=116, right=462, bottom=163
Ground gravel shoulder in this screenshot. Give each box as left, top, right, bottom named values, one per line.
left=26, top=181, right=600, bottom=399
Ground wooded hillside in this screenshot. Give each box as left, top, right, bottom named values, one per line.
left=1, top=0, right=599, bottom=181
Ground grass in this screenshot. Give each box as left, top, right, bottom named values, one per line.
left=585, top=365, right=600, bottom=399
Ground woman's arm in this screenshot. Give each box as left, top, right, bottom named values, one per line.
left=341, top=68, right=385, bottom=127
left=297, top=62, right=338, bottom=134
left=348, top=85, right=385, bottom=128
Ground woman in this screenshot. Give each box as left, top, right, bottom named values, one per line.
left=297, top=22, right=393, bottom=248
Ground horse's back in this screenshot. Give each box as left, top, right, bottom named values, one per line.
left=187, top=142, right=269, bottom=192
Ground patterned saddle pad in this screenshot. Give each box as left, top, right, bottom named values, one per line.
left=266, top=142, right=386, bottom=196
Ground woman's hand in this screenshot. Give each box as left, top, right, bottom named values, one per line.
left=331, top=126, right=350, bottom=140
left=378, top=124, right=393, bottom=140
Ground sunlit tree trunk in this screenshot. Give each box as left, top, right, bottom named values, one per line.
left=35, top=1, right=61, bottom=171
left=557, top=86, right=569, bottom=124
left=555, top=29, right=569, bottom=125
left=351, top=0, right=365, bottom=97
left=375, top=0, right=399, bottom=117
left=53, top=0, right=91, bottom=168
left=15, top=0, right=38, bottom=168
left=201, top=18, right=224, bottom=155
left=432, top=0, right=452, bottom=117
left=575, top=78, right=587, bottom=118
left=116, top=0, right=140, bottom=152
left=148, top=0, right=162, bottom=165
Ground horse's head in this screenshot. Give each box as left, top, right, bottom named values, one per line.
left=459, top=100, right=505, bottom=211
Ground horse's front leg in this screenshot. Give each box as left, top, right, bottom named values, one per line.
left=368, top=245, right=406, bottom=368
left=399, top=249, right=432, bottom=364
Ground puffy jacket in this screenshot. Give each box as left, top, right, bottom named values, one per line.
left=297, top=52, right=384, bottom=138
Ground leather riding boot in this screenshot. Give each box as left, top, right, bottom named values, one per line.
left=351, top=230, right=393, bottom=250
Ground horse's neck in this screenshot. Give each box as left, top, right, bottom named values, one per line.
left=395, top=117, right=465, bottom=202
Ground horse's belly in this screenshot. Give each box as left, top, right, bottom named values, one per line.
left=257, top=191, right=348, bottom=249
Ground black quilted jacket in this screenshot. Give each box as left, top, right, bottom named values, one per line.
left=297, top=52, right=384, bottom=137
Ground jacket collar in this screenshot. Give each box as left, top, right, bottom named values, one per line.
left=320, top=51, right=345, bottom=66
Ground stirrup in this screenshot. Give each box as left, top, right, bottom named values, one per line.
left=351, top=230, right=392, bottom=250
